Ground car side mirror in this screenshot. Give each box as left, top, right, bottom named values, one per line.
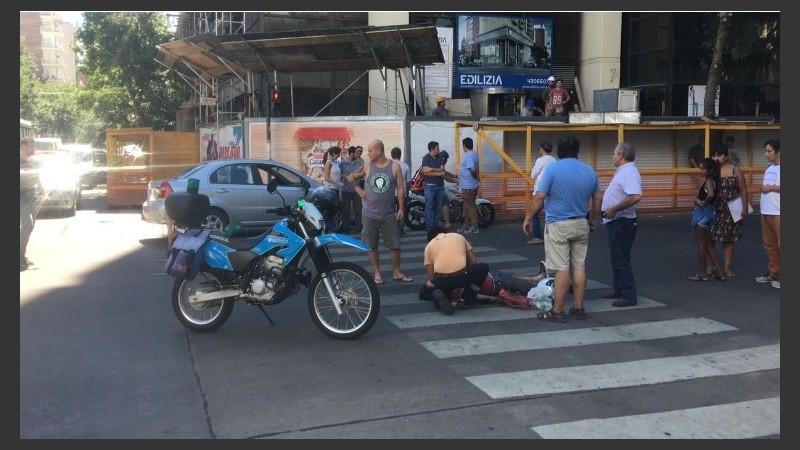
left=267, top=178, right=279, bottom=193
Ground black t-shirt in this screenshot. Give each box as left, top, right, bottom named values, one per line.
left=421, top=153, right=445, bottom=186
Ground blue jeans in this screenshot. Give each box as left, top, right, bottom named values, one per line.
left=605, top=217, right=638, bottom=302
left=423, top=184, right=444, bottom=231
left=531, top=208, right=543, bottom=239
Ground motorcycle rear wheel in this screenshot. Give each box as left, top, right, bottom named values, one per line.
left=477, top=203, right=496, bottom=228
left=404, top=200, right=426, bottom=231
left=308, top=261, right=380, bottom=339
left=172, top=266, right=235, bottom=332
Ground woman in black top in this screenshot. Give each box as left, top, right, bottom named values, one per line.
left=690, top=158, right=725, bottom=281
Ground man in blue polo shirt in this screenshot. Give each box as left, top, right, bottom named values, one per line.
left=523, top=135, right=602, bottom=323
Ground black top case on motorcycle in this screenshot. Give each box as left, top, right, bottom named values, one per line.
left=165, top=192, right=211, bottom=229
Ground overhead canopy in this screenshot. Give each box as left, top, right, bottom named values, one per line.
left=156, top=23, right=445, bottom=83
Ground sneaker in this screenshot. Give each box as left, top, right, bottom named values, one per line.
left=770, top=280, right=780, bottom=289
left=537, top=260, right=547, bottom=277
left=434, top=289, right=455, bottom=315
left=527, top=237, right=543, bottom=244
left=755, top=274, right=777, bottom=283
left=456, top=226, right=470, bottom=233
left=470, top=226, right=480, bottom=234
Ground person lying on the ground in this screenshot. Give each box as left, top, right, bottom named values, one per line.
left=419, top=260, right=549, bottom=309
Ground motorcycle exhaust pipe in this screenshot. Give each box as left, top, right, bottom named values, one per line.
left=189, top=288, right=241, bottom=305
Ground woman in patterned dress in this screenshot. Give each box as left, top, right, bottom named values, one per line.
left=712, top=144, right=749, bottom=278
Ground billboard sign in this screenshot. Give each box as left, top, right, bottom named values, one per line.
left=455, top=13, right=553, bottom=90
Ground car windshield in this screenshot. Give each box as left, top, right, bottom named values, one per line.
left=32, top=152, right=73, bottom=168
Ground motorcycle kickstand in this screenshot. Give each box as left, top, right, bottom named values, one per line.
left=255, top=304, right=275, bottom=326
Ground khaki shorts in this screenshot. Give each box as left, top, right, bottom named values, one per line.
left=361, top=215, right=401, bottom=250
left=543, top=218, right=590, bottom=271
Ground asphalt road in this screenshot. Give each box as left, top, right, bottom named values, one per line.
left=20, top=188, right=780, bottom=439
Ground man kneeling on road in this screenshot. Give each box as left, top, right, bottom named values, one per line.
left=423, top=226, right=481, bottom=315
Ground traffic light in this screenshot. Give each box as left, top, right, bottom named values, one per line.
left=271, top=89, right=282, bottom=103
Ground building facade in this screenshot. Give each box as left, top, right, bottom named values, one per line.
left=165, top=11, right=778, bottom=127
left=20, top=12, right=78, bottom=83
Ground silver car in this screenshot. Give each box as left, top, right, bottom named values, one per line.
left=31, top=151, right=82, bottom=217
left=142, top=159, right=320, bottom=232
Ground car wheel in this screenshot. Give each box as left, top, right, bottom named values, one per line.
left=203, top=208, right=229, bottom=231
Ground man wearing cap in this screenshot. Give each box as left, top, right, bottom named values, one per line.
left=542, top=76, right=556, bottom=116
left=520, top=98, right=544, bottom=117
left=431, top=95, right=450, bottom=117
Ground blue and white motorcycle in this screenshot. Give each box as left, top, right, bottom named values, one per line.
left=167, top=179, right=380, bottom=340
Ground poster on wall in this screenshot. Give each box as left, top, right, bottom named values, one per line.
left=199, top=124, right=243, bottom=161
left=687, top=85, right=720, bottom=117
left=455, top=13, right=553, bottom=90
left=424, top=27, right=454, bottom=99
left=246, top=119, right=405, bottom=180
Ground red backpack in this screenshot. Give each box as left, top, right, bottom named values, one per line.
left=408, top=168, right=424, bottom=194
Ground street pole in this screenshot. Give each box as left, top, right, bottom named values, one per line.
left=266, top=87, right=272, bottom=160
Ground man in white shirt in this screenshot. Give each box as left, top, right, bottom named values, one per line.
left=391, top=146, right=411, bottom=236
left=756, top=139, right=780, bottom=289
left=599, top=142, right=643, bottom=306
left=526, top=140, right=556, bottom=244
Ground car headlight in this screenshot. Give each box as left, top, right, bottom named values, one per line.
left=39, top=169, right=78, bottom=190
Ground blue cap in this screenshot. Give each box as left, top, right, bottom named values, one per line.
left=525, top=99, right=535, bottom=107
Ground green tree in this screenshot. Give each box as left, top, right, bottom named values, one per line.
left=701, top=12, right=779, bottom=119
left=77, top=12, right=189, bottom=133
left=703, top=12, right=732, bottom=119
left=19, top=41, right=39, bottom=121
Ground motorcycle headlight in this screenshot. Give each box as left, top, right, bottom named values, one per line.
left=298, top=199, right=324, bottom=231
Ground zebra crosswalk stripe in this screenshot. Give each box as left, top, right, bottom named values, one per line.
left=386, top=296, right=663, bottom=329
left=532, top=397, right=780, bottom=439
left=465, top=344, right=780, bottom=399
left=421, top=317, right=738, bottom=358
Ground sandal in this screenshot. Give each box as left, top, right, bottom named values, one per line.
left=688, top=274, right=710, bottom=282
left=713, top=269, right=727, bottom=281
left=568, top=307, right=586, bottom=320
left=537, top=308, right=567, bottom=323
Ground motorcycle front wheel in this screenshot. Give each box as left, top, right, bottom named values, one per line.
left=404, top=200, right=426, bottom=231
left=477, top=203, right=496, bottom=228
left=308, top=261, right=380, bottom=339
left=172, top=266, right=235, bottom=332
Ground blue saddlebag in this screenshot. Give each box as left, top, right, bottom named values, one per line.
left=164, top=228, right=212, bottom=281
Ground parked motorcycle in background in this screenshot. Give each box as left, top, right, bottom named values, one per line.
left=164, top=178, right=381, bottom=340
left=404, top=184, right=495, bottom=231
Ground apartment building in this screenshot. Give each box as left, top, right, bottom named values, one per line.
left=20, top=11, right=78, bottom=83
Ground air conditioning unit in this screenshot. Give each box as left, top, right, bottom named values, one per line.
left=593, top=89, right=639, bottom=112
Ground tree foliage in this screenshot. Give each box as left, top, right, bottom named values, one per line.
left=76, top=12, right=189, bottom=133
left=701, top=12, right=780, bottom=118
left=19, top=42, right=39, bottom=121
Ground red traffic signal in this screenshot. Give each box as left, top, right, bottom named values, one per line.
left=271, top=89, right=282, bottom=103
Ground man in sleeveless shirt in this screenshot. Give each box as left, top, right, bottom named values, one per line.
left=347, top=139, right=413, bottom=285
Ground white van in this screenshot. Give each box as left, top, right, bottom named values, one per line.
left=34, top=137, right=63, bottom=152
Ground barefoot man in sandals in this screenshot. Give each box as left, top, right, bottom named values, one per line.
left=347, top=139, right=412, bottom=285
left=523, top=135, right=602, bottom=323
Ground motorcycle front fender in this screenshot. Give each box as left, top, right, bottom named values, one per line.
left=315, top=233, right=370, bottom=251
left=475, top=198, right=491, bottom=205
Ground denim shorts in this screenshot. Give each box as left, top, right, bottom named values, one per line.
left=691, top=204, right=716, bottom=230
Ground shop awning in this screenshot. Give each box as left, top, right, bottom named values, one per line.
left=155, top=22, right=445, bottom=83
